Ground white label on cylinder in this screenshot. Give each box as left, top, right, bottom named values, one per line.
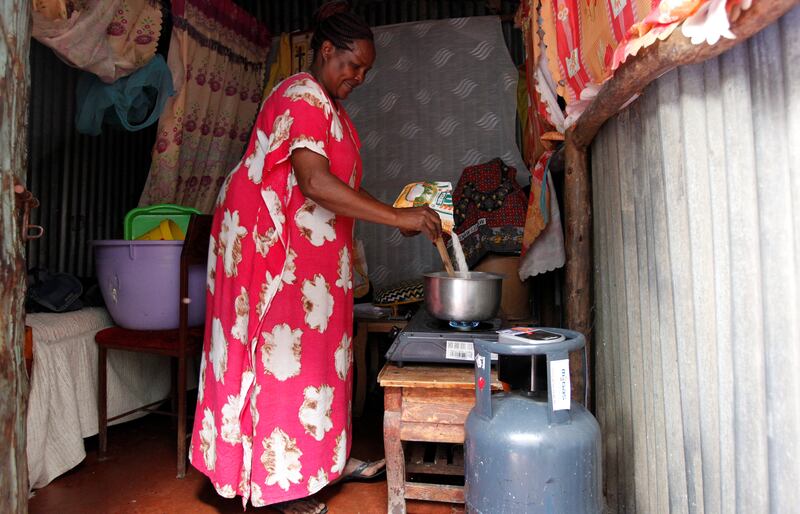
left=550, top=359, right=571, bottom=411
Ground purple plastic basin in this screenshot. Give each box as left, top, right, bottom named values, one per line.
left=93, top=240, right=206, bottom=330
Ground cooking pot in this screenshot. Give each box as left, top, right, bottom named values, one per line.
left=424, top=271, right=504, bottom=322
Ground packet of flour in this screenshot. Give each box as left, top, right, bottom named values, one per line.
left=393, top=181, right=454, bottom=233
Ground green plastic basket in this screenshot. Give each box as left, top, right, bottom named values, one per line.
left=124, top=204, right=202, bottom=240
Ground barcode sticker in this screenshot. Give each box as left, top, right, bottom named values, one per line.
left=549, top=359, right=571, bottom=411
left=446, top=341, right=475, bottom=361
left=445, top=341, right=498, bottom=361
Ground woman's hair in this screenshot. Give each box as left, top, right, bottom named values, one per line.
left=310, top=1, right=373, bottom=55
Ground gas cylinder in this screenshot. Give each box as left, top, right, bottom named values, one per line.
left=464, top=328, right=602, bottom=514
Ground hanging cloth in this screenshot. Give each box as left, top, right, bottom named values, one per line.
left=33, top=0, right=163, bottom=83
left=76, top=54, right=174, bottom=135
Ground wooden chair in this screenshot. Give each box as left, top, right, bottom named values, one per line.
left=95, top=214, right=212, bottom=478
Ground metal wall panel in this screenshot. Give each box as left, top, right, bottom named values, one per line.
left=591, top=7, right=800, bottom=512
left=26, top=40, right=156, bottom=278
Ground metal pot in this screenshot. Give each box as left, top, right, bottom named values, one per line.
left=423, top=271, right=504, bottom=322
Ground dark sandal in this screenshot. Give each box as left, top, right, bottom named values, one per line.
left=272, top=497, right=328, bottom=514
left=339, top=460, right=387, bottom=483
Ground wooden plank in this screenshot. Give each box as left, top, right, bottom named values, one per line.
left=385, top=410, right=407, bottom=514
left=400, top=422, right=465, bottom=443
left=385, top=387, right=402, bottom=411
left=401, top=388, right=475, bottom=424
left=378, top=363, right=501, bottom=390
left=404, top=483, right=464, bottom=504
left=1, top=1, right=32, bottom=512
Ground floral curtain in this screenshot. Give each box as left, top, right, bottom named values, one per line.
left=516, top=0, right=754, bottom=130
left=138, top=0, right=270, bottom=213
left=32, top=0, right=163, bottom=83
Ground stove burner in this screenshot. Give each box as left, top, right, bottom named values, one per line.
left=448, top=320, right=481, bottom=331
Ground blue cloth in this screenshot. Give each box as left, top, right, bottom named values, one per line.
left=76, top=55, right=174, bottom=136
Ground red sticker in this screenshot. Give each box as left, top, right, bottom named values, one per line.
left=478, top=376, right=486, bottom=390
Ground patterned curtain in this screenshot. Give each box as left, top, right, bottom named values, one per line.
left=138, top=0, right=270, bottom=213
left=32, top=0, right=163, bottom=83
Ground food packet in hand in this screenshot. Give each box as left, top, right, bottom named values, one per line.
left=393, top=181, right=454, bottom=233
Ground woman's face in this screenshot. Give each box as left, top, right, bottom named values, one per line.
left=319, top=39, right=375, bottom=100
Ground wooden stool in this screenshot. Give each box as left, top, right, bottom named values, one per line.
left=352, top=317, right=407, bottom=417
left=379, top=363, right=501, bottom=513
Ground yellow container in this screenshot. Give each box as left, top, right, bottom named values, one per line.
left=135, top=219, right=185, bottom=241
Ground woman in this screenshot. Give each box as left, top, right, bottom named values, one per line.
left=189, top=3, right=441, bottom=512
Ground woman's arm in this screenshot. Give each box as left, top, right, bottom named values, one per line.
left=291, top=148, right=441, bottom=240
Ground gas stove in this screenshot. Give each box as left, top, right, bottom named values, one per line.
left=385, top=308, right=511, bottom=365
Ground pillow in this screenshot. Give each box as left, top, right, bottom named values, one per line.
left=373, top=279, right=424, bottom=307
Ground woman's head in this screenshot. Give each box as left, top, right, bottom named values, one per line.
left=310, top=1, right=375, bottom=100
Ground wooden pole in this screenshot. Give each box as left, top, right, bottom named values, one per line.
left=1, top=0, right=32, bottom=511
left=562, top=0, right=800, bottom=409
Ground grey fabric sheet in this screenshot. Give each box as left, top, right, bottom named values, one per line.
left=343, top=16, right=527, bottom=288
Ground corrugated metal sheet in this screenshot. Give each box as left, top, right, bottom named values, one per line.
left=25, top=40, right=156, bottom=278
left=591, top=7, right=800, bottom=513
left=239, top=0, right=525, bottom=65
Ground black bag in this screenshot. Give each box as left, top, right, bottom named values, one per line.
left=26, top=269, right=84, bottom=313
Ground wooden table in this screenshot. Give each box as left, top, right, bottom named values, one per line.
left=352, top=317, right=407, bottom=417
left=379, top=363, right=501, bottom=513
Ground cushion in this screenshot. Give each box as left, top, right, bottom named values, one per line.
left=373, top=280, right=424, bottom=307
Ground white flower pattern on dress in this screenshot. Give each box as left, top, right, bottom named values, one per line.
left=299, top=385, right=335, bottom=441
left=215, top=483, right=236, bottom=498
left=238, top=435, right=253, bottom=505
left=330, top=428, right=347, bottom=475
left=220, top=392, right=244, bottom=444
left=215, top=165, right=238, bottom=207
left=283, top=249, right=298, bottom=286
left=250, top=383, right=262, bottom=428
left=334, top=333, right=352, bottom=381
left=210, top=318, right=228, bottom=383
left=199, top=407, right=217, bottom=471
left=220, top=210, right=248, bottom=277
left=295, top=199, right=337, bottom=247
left=230, top=287, right=249, bottom=343
left=283, top=77, right=343, bottom=142
left=289, top=135, right=327, bottom=157
left=252, top=226, right=278, bottom=257
left=307, top=468, right=329, bottom=494
left=207, top=235, right=217, bottom=295
left=261, top=187, right=285, bottom=242
left=301, top=274, right=334, bottom=333
left=197, top=354, right=207, bottom=404
left=262, top=323, right=303, bottom=381
left=335, top=246, right=352, bottom=291
left=245, top=128, right=269, bottom=184
left=262, top=427, right=303, bottom=491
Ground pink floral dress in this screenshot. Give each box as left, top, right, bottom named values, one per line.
left=189, top=72, right=361, bottom=507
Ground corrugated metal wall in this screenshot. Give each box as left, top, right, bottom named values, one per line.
left=241, top=0, right=523, bottom=65
left=591, top=7, right=799, bottom=513
left=26, top=40, right=157, bottom=277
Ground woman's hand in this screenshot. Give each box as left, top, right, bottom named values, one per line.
left=393, top=206, right=442, bottom=241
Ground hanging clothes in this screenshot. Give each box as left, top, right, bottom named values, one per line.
left=75, top=54, right=174, bottom=135
left=32, top=0, right=163, bottom=83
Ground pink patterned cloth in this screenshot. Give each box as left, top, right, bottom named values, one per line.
left=190, top=73, right=362, bottom=508
left=138, top=0, right=270, bottom=212
left=32, top=0, right=163, bottom=83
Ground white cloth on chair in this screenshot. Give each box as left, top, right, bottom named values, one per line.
left=26, top=307, right=174, bottom=490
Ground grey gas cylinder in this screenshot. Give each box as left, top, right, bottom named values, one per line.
left=464, top=328, right=602, bottom=514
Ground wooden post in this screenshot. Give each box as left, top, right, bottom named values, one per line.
left=1, top=1, right=32, bottom=512
left=561, top=0, right=799, bottom=410
left=563, top=138, right=591, bottom=406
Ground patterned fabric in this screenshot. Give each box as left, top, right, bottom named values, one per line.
left=32, top=0, right=163, bottom=83
left=343, top=17, right=527, bottom=289
left=452, top=158, right=528, bottom=268
left=516, top=0, right=755, bottom=129
left=138, top=0, right=270, bottom=213
left=189, top=73, right=361, bottom=508
left=373, top=280, right=424, bottom=307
